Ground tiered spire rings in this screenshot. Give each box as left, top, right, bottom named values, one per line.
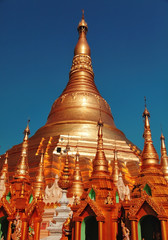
left=141, top=103, right=159, bottom=169
left=15, top=120, right=30, bottom=180
left=92, top=118, right=109, bottom=176
left=68, top=150, right=84, bottom=197
left=0, top=152, right=9, bottom=183
left=34, top=149, right=45, bottom=198
left=112, top=150, right=119, bottom=185
left=160, top=133, right=168, bottom=180
left=58, top=153, right=72, bottom=190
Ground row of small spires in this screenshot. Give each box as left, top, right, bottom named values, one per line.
left=1, top=104, right=168, bottom=200
left=58, top=104, right=168, bottom=196
left=0, top=121, right=45, bottom=198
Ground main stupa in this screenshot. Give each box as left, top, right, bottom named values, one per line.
left=0, top=13, right=140, bottom=185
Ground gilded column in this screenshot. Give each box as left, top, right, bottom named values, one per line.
left=22, top=220, right=28, bottom=240
left=130, top=217, right=138, bottom=240
left=75, top=221, right=80, bottom=240
left=111, top=217, right=118, bottom=240
left=7, top=219, right=13, bottom=240
left=98, top=221, right=103, bottom=240
left=34, top=218, right=41, bottom=240
left=160, top=219, right=168, bottom=240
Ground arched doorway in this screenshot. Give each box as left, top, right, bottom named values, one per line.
left=0, top=215, right=9, bottom=240
left=138, top=215, right=161, bottom=240
left=81, top=216, right=98, bottom=240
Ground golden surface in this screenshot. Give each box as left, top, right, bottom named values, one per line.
left=0, top=13, right=140, bottom=185
left=14, top=123, right=30, bottom=180
left=58, top=153, right=72, bottom=190
left=160, top=133, right=168, bottom=181
left=68, top=152, right=84, bottom=198
left=33, top=150, right=45, bottom=198
left=92, top=119, right=109, bottom=177
left=141, top=107, right=159, bottom=168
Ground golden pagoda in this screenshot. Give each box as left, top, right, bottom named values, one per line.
left=0, top=12, right=140, bottom=187
left=2, top=12, right=168, bottom=240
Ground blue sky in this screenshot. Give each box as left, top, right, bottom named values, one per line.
left=0, top=0, right=168, bottom=156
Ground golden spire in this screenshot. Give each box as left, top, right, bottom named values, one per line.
left=14, top=120, right=30, bottom=180
left=112, top=150, right=119, bottom=185
left=34, top=149, right=45, bottom=198
left=0, top=152, right=9, bottom=184
left=68, top=150, right=84, bottom=197
left=58, top=153, right=72, bottom=190
left=61, top=10, right=99, bottom=96
left=141, top=100, right=159, bottom=169
left=74, top=9, right=90, bottom=56
left=92, top=118, right=109, bottom=176
left=160, top=132, right=168, bottom=180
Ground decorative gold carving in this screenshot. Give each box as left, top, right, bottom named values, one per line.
left=73, top=196, right=105, bottom=220
left=11, top=211, right=22, bottom=240
left=70, top=55, right=93, bottom=75
left=104, top=192, right=113, bottom=205
left=129, top=195, right=166, bottom=217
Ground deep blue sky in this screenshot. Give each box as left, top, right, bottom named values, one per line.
left=0, top=0, right=168, bottom=157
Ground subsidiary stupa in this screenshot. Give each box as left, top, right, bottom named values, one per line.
left=0, top=13, right=140, bottom=185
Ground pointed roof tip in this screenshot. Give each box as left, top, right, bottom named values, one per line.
left=24, top=120, right=30, bottom=140
left=112, top=149, right=119, bottom=184
left=160, top=131, right=165, bottom=140
left=14, top=122, right=30, bottom=180
left=141, top=101, right=159, bottom=169
left=77, top=9, right=88, bottom=32
left=82, top=9, right=85, bottom=19
left=98, top=108, right=103, bottom=127
left=40, top=149, right=44, bottom=163
left=143, top=97, right=150, bottom=118
left=5, top=152, right=8, bottom=164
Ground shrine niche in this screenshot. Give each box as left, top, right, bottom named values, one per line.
left=81, top=216, right=98, bottom=240
left=138, top=215, right=161, bottom=240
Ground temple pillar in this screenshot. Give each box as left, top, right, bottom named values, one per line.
left=74, top=221, right=80, bottom=240
left=7, top=219, right=13, bottom=240
left=22, top=219, right=28, bottom=240
left=98, top=221, right=103, bottom=240
left=111, top=217, right=118, bottom=240
left=160, top=218, right=168, bottom=240
left=130, top=217, right=138, bottom=240
left=34, top=218, right=41, bottom=240
left=71, top=222, right=75, bottom=240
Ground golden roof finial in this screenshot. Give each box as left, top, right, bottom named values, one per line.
left=24, top=120, right=30, bottom=141
left=112, top=148, right=119, bottom=185
left=34, top=149, right=45, bottom=198
left=160, top=132, right=168, bottom=181
left=74, top=10, right=90, bottom=56
left=0, top=152, right=9, bottom=184
left=92, top=117, right=109, bottom=177
left=141, top=100, right=159, bottom=169
left=58, top=153, right=72, bottom=190
left=14, top=121, right=30, bottom=180
left=68, top=150, right=84, bottom=197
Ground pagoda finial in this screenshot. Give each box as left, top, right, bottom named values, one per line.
left=144, top=96, right=147, bottom=108
left=68, top=150, right=84, bottom=198
left=82, top=9, right=84, bottom=19
left=74, top=11, right=90, bottom=56
left=14, top=122, right=30, bottom=180
left=0, top=152, right=9, bottom=184
left=24, top=120, right=30, bottom=141
left=58, top=153, right=72, bottom=190
left=92, top=118, right=109, bottom=177
left=112, top=149, right=119, bottom=185
left=160, top=132, right=168, bottom=181
left=34, top=149, right=45, bottom=198
left=141, top=103, right=159, bottom=170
